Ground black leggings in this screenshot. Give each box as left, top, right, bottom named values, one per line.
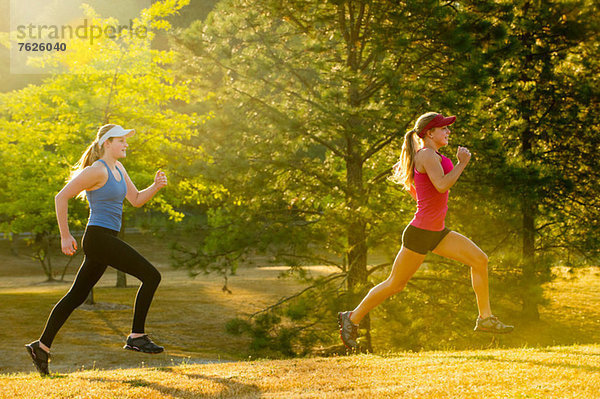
left=40, top=225, right=161, bottom=348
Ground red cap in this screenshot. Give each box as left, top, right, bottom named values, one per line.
left=417, top=114, right=456, bottom=138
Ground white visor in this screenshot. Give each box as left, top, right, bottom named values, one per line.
left=98, top=125, right=135, bottom=147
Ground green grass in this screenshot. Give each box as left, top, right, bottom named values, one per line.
left=0, top=234, right=316, bottom=373
left=1, top=234, right=599, bottom=397
left=1, top=345, right=598, bottom=398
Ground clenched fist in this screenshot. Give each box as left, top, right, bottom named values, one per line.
left=457, top=146, right=471, bottom=164
left=154, top=170, right=168, bottom=190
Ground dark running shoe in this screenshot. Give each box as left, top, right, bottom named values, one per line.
left=25, top=341, right=50, bottom=376
left=474, top=315, right=514, bottom=334
left=338, top=311, right=359, bottom=349
left=124, top=335, right=164, bottom=354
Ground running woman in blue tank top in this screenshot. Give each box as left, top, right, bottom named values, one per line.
left=26, top=124, right=168, bottom=376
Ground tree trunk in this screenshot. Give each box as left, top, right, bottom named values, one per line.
left=46, top=247, right=53, bottom=281
left=520, top=99, right=540, bottom=319
left=10, top=232, right=19, bottom=256
left=346, top=216, right=367, bottom=288
left=37, top=234, right=55, bottom=282
left=345, top=138, right=367, bottom=289
left=116, top=270, right=127, bottom=288
left=340, top=1, right=371, bottom=350
left=346, top=135, right=371, bottom=351
left=85, top=289, right=95, bottom=305
left=521, top=197, right=539, bottom=319
left=345, top=43, right=367, bottom=291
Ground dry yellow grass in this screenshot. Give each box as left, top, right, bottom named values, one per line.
left=0, top=234, right=317, bottom=375
left=0, top=265, right=310, bottom=375
left=2, top=236, right=600, bottom=398
left=1, top=344, right=598, bottom=398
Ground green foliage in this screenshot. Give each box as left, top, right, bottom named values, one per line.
left=450, top=0, right=600, bottom=316
left=226, top=313, right=298, bottom=357
left=1, top=0, right=593, bottom=355
left=0, top=0, right=210, bottom=279
left=173, top=0, right=489, bottom=281
left=226, top=273, right=350, bottom=357
left=174, top=0, right=600, bottom=357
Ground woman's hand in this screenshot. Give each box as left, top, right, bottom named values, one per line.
left=61, top=234, right=78, bottom=256
left=457, top=146, right=471, bottom=165
left=154, top=170, right=168, bottom=190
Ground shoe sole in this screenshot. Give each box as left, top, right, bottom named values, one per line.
left=25, top=344, right=49, bottom=376
left=123, top=344, right=164, bottom=354
left=337, top=312, right=357, bottom=349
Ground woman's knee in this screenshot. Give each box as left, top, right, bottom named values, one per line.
left=145, top=267, right=161, bottom=287
left=471, top=252, right=488, bottom=272
left=63, top=289, right=91, bottom=308
left=386, top=279, right=408, bottom=295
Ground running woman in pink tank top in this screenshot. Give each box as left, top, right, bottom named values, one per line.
left=338, top=112, right=513, bottom=349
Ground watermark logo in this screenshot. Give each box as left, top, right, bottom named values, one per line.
left=15, top=19, right=148, bottom=45
left=9, top=0, right=151, bottom=74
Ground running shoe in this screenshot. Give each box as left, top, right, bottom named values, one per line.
left=124, top=335, right=164, bottom=354
left=474, top=315, right=514, bottom=334
left=25, top=340, right=50, bottom=376
left=337, top=311, right=359, bottom=348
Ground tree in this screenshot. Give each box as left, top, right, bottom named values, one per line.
left=461, top=0, right=600, bottom=319
left=0, top=0, right=204, bottom=285
left=174, top=0, right=599, bottom=355
left=174, top=0, right=510, bottom=353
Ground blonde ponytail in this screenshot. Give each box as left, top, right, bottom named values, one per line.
left=389, top=112, right=439, bottom=190
left=69, top=124, right=116, bottom=199
left=390, top=129, right=420, bottom=190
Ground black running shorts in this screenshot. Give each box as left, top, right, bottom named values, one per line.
left=402, top=224, right=451, bottom=255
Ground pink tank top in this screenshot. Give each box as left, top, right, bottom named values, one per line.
left=409, top=150, right=454, bottom=231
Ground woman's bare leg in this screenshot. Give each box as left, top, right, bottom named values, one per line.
left=432, top=231, right=492, bottom=318
left=350, top=247, right=426, bottom=325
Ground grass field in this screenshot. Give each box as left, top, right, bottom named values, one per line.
left=1, top=345, right=598, bottom=398
left=0, top=234, right=310, bottom=375
left=0, top=233, right=599, bottom=398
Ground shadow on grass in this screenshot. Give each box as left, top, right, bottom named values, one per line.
left=536, top=347, right=600, bottom=358
left=445, top=353, right=600, bottom=373
left=30, top=280, right=71, bottom=286
left=90, top=307, right=128, bottom=338
left=42, top=373, right=68, bottom=379
left=449, top=315, right=600, bottom=352
left=168, top=371, right=262, bottom=398
left=84, top=371, right=261, bottom=398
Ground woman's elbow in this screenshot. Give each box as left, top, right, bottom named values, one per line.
left=131, top=195, right=143, bottom=208
left=434, top=185, right=449, bottom=194
left=55, top=192, right=66, bottom=203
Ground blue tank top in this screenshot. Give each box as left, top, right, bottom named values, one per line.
left=86, top=159, right=127, bottom=232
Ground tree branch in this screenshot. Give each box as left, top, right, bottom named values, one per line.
left=249, top=156, right=347, bottom=194
left=275, top=253, right=342, bottom=268
left=367, top=261, right=392, bottom=275
left=249, top=272, right=345, bottom=319
left=103, top=51, right=126, bottom=123
left=362, top=108, right=421, bottom=163
left=230, top=87, right=347, bottom=159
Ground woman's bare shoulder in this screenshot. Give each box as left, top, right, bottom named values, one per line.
left=115, top=160, right=127, bottom=172
left=414, top=148, right=441, bottom=172
left=86, top=161, right=108, bottom=174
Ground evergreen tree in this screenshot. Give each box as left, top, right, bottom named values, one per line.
left=174, top=0, right=514, bottom=352
left=461, top=0, right=600, bottom=319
